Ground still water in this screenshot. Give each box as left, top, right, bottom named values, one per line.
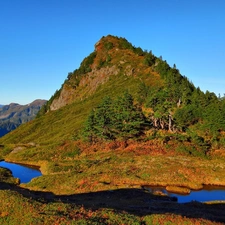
left=145, top=186, right=225, bottom=203
left=0, top=161, right=42, bottom=183
left=171, top=187, right=225, bottom=203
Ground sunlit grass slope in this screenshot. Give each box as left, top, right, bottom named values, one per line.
left=0, top=35, right=164, bottom=147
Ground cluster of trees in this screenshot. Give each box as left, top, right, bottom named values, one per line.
left=83, top=92, right=146, bottom=142
left=83, top=46, right=225, bottom=152
left=140, top=55, right=225, bottom=150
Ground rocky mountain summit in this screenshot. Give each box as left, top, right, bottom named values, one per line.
left=47, top=35, right=162, bottom=111
left=1, top=35, right=225, bottom=156
left=0, top=99, right=46, bottom=137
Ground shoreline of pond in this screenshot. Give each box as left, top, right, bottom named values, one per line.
left=1, top=159, right=225, bottom=203
left=0, top=159, right=41, bottom=170
left=0, top=160, right=42, bottom=183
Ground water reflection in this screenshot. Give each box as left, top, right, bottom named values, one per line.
left=0, top=161, right=42, bottom=183
left=144, top=186, right=225, bottom=203
left=171, top=187, right=225, bottom=203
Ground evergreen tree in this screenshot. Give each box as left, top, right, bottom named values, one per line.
left=174, top=105, right=202, bottom=131
left=112, top=91, right=146, bottom=139
left=83, top=109, right=97, bottom=142
left=83, top=92, right=146, bottom=141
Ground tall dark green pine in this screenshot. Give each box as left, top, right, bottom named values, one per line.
left=83, top=109, right=97, bottom=142
left=94, top=96, right=114, bottom=140
left=112, top=91, right=146, bottom=140
left=83, top=96, right=114, bottom=141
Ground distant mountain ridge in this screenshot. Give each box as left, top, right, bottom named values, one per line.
left=0, top=99, right=46, bottom=137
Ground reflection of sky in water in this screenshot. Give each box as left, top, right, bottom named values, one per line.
left=145, top=186, right=225, bottom=203
left=170, top=189, right=225, bottom=203
left=0, top=161, right=42, bottom=183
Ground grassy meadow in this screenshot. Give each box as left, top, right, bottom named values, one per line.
left=1, top=140, right=225, bottom=224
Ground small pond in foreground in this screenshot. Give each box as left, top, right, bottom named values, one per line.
left=1, top=160, right=225, bottom=203
left=145, top=186, right=225, bottom=203
left=0, top=161, right=42, bottom=183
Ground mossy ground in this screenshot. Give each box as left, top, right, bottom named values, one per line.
left=1, top=140, right=225, bottom=224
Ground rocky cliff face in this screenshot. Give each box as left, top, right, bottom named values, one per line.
left=50, top=65, right=120, bottom=110
left=49, top=36, right=121, bottom=111
left=0, top=99, right=46, bottom=137
left=48, top=35, right=159, bottom=111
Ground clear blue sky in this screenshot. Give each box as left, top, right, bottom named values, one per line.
left=1, top=0, right=225, bottom=105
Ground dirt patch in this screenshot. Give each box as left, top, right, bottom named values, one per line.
left=166, top=186, right=191, bottom=194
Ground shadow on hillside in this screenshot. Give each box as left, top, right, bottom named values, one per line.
left=1, top=181, right=225, bottom=223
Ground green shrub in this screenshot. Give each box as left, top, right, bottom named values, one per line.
left=104, top=41, right=114, bottom=50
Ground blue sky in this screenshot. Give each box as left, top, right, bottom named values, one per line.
left=1, top=0, right=225, bottom=105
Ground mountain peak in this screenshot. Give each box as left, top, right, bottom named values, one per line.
left=29, top=99, right=47, bottom=106
left=94, top=35, right=126, bottom=50
left=2, top=35, right=224, bottom=161
left=47, top=35, right=162, bottom=111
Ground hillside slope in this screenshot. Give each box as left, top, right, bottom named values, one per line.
left=0, top=35, right=225, bottom=157
left=0, top=36, right=165, bottom=144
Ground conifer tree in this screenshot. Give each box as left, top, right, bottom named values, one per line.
left=83, top=92, right=146, bottom=141
left=112, top=91, right=146, bottom=139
